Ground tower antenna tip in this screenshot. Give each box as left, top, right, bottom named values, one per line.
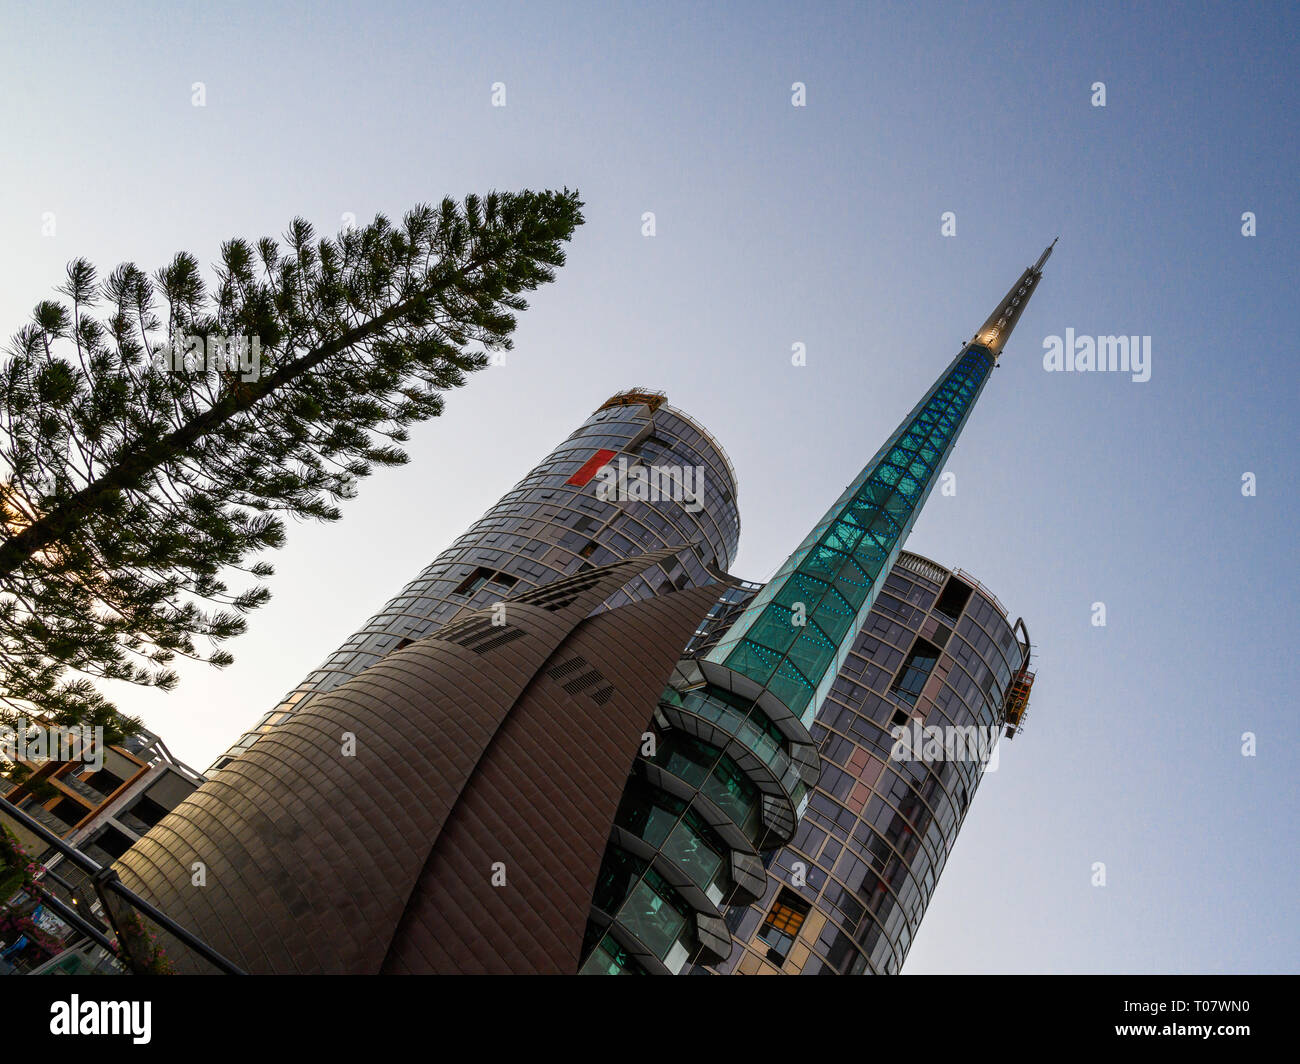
left=1033, top=238, right=1058, bottom=272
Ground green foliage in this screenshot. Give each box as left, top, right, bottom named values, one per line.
left=0, top=823, right=41, bottom=902
left=112, top=909, right=175, bottom=975
left=0, top=869, right=22, bottom=905
left=0, top=190, right=583, bottom=729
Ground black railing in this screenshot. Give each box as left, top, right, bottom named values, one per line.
left=0, top=793, right=245, bottom=975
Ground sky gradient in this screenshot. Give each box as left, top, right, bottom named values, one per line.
left=2, top=0, right=1296, bottom=972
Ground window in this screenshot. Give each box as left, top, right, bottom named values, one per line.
left=118, top=794, right=165, bottom=830
left=824, top=928, right=862, bottom=973
left=633, top=434, right=671, bottom=460
left=934, top=578, right=972, bottom=622
left=48, top=797, right=89, bottom=828
left=451, top=566, right=519, bottom=597
left=617, top=871, right=690, bottom=962
left=890, top=638, right=941, bottom=705
left=579, top=934, right=644, bottom=976
left=86, top=825, right=135, bottom=860
left=757, top=889, right=811, bottom=964
left=84, top=768, right=126, bottom=797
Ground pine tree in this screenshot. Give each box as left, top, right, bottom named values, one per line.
left=0, top=189, right=583, bottom=735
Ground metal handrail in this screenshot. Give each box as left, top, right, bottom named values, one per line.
left=29, top=881, right=119, bottom=956
left=0, top=793, right=245, bottom=975
left=952, top=566, right=1009, bottom=617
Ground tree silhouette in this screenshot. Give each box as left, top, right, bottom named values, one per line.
left=0, top=189, right=583, bottom=733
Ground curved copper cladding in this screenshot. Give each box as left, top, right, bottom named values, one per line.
left=381, top=580, right=725, bottom=973
left=113, top=549, right=724, bottom=974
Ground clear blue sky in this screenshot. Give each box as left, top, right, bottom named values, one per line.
left=2, top=0, right=1296, bottom=973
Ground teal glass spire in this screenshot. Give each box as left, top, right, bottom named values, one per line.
left=706, top=243, right=1055, bottom=724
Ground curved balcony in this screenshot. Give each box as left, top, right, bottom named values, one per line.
left=585, top=847, right=724, bottom=974
left=607, top=775, right=763, bottom=916
left=656, top=684, right=816, bottom=847
left=582, top=646, right=824, bottom=974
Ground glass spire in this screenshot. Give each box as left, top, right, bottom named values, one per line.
left=706, top=242, right=1055, bottom=723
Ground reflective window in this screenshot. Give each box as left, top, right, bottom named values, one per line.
left=890, top=638, right=940, bottom=704
left=757, top=888, right=811, bottom=964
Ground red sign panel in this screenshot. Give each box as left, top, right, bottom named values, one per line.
left=566, top=448, right=618, bottom=487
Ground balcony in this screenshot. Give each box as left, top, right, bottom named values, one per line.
left=57, top=774, right=106, bottom=805
left=115, top=811, right=153, bottom=838
left=15, top=800, right=70, bottom=838
left=657, top=686, right=814, bottom=823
